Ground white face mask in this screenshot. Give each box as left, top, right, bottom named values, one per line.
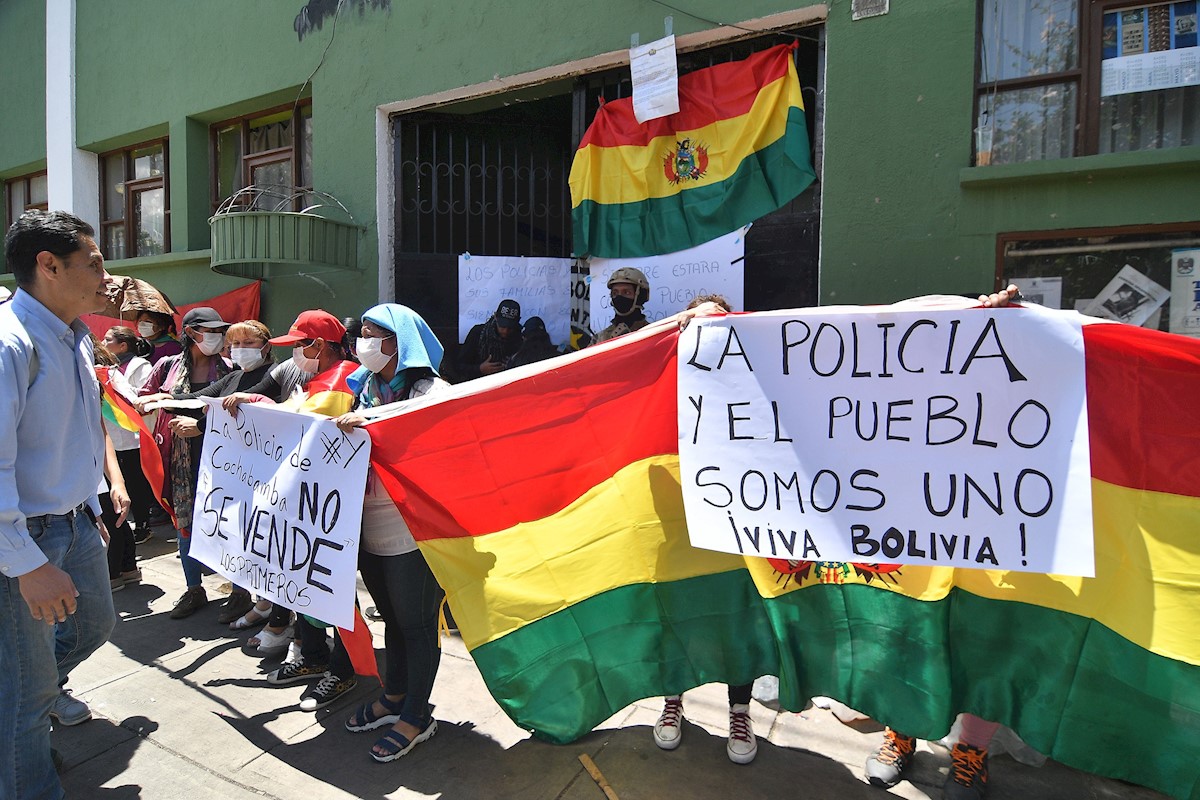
left=195, top=331, right=225, bottom=356
left=137, top=321, right=157, bottom=338
left=292, top=345, right=320, bottom=373
left=230, top=347, right=265, bottom=370
left=356, top=337, right=397, bottom=374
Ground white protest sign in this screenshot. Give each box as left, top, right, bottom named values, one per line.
left=189, top=399, right=371, bottom=630
left=678, top=306, right=1094, bottom=576
left=458, top=254, right=573, bottom=345
left=588, top=226, right=746, bottom=331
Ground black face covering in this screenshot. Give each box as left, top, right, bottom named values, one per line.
left=612, top=294, right=637, bottom=315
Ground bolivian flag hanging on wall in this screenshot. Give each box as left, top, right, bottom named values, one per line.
left=569, top=42, right=817, bottom=258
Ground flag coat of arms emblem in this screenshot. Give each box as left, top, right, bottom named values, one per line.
left=570, top=43, right=817, bottom=258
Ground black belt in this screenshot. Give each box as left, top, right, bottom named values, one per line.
left=41, top=503, right=93, bottom=523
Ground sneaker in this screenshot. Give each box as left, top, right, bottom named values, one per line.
left=865, top=728, right=917, bottom=788
left=364, top=605, right=384, bottom=621
left=216, top=590, right=254, bottom=624
left=49, top=690, right=91, bottom=726
left=268, top=659, right=330, bottom=686
left=299, top=673, right=358, bottom=711
left=169, top=587, right=207, bottom=619
left=119, top=568, right=142, bottom=587
left=133, top=526, right=153, bottom=545
left=727, top=703, right=758, bottom=764
left=943, top=742, right=989, bottom=799
left=652, top=696, right=684, bottom=750
left=110, top=577, right=125, bottom=593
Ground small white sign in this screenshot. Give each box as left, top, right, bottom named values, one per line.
left=631, top=34, right=680, bottom=123
left=1012, top=276, right=1063, bottom=310
left=677, top=307, right=1095, bottom=576
left=1169, top=248, right=1200, bottom=337
left=1083, top=264, right=1170, bottom=327
left=1102, top=46, right=1200, bottom=97
left=588, top=226, right=747, bottom=331
left=189, top=400, right=371, bottom=630
left=458, top=255, right=573, bottom=346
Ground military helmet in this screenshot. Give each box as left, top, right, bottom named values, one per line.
left=606, top=267, right=650, bottom=292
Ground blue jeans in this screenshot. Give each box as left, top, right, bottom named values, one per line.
left=359, top=549, right=443, bottom=728
left=178, top=532, right=203, bottom=588
left=0, top=510, right=115, bottom=800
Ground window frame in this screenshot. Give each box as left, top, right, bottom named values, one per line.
left=209, top=99, right=312, bottom=212
left=4, top=170, right=49, bottom=227
left=2, top=170, right=50, bottom=274
left=993, top=219, right=1200, bottom=323
left=98, top=138, right=170, bottom=261
left=973, top=0, right=1195, bottom=164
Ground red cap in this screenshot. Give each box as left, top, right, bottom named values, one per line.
left=268, top=309, right=346, bottom=346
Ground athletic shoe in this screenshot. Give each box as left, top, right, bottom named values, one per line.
left=268, top=659, right=329, bottom=686
left=653, top=696, right=684, bottom=750
left=943, top=742, right=989, bottom=799
left=727, top=703, right=758, bottom=764
left=865, top=728, right=917, bottom=788
left=299, top=673, right=357, bottom=711
left=50, top=690, right=91, bottom=726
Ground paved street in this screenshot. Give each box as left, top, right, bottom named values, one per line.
left=53, top=531, right=1170, bottom=799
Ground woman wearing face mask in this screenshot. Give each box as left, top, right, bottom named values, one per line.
left=134, top=309, right=183, bottom=364
left=139, top=320, right=279, bottom=626
left=135, top=307, right=231, bottom=619
left=333, top=303, right=451, bottom=763
left=222, top=310, right=360, bottom=663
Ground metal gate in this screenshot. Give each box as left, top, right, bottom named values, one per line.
left=392, top=28, right=823, bottom=373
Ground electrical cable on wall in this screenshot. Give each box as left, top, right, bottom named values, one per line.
left=293, top=0, right=346, bottom=117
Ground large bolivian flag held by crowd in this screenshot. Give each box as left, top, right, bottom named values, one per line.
left=366, top=315, right=1200, bottom=800
left=569, top=43, right=817, bottom=258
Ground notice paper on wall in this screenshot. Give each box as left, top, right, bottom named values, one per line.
left=1170, top=248, right=1200, bottom=337
left=1083, top=264, right=1170, bottom=327
left=630, top=34, right=679, bottom=123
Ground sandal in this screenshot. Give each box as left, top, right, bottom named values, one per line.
left=346, top=694, right=406, bottom=733
left=371, top=719, right=438, bottom=763
left=229, top=602, right=273, bottom=631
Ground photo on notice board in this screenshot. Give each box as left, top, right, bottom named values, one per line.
left=1083, top=264, right=1170, bottom=326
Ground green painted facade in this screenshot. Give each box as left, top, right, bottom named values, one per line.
left=3, top=0, right=1199, bottom=333
left=0, top=0, right=46, bottom=178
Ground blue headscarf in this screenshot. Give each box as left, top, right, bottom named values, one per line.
left=347, top=303, right=444, bottom=404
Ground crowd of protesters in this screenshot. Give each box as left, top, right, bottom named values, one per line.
left=4, top=209, right=1031, bottom=800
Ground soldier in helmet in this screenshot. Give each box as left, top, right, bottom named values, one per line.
left=593, top=267, right=651, bottom=344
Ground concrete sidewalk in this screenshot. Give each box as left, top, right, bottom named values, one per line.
left=53, top=535, right=1168, bottom=800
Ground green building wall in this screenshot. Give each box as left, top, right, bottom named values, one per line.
left=0, top=0, right=47, bottom=197
left=4, top=0, right=1199, bottom=329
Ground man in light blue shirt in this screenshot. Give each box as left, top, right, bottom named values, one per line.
left=1, top=210, right=117, bottom=800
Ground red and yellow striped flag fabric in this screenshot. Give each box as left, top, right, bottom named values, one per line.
left=366, top=315, right=1200, bottom=800
left=95, top=366, right=173, bottom=524
left=569, top=43, right=816, bottom=258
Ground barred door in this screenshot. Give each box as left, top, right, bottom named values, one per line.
left=392, top=28, right=822, bottom=377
